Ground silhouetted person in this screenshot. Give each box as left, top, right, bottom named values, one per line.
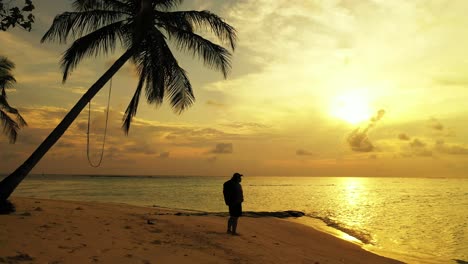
left=223, top=172, right=244, bottom=235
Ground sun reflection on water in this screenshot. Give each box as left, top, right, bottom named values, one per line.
left=343, top=178, right=365, bottom=206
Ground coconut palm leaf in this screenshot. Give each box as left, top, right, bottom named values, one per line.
left=59, top=21, right=130, bottom=81
left=156, top=10, right=237, bottom=49
left=73, top=0, right=130, bottom=13
left=0, top=56, right=26, bottom=144
left=153, top=0, right=184, bottom=10
left=41, top=10, right=128, bottom=43
left=150, top=30, right=194, bottom=112
left=0, top=57, right=16, bottom=90
left=122, top=69, right=145, bottom=134
left=163, top=25, right=231, bottom=78
left=0, top=109, right=19, bottom=143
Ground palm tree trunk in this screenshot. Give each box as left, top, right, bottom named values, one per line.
left=0, top=48, right=134, bottom=202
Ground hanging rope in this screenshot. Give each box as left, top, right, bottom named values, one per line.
left=86, top=78, right=112, bottom=167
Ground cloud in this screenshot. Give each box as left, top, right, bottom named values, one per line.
left=429, top=118, right=444, bottom=131
left=435, top=140, right=468, bottom=156
left=347, top=109, right=386, bottom=152
left=221, top=122, right=269, bottom=131
left=435, top=75, right=468, bottom=87
left=124, top=143, right=157, bottom=155
left=205, top=100, right=225, bottom=107
left=404, top=138, right=432, bottom=157
left=105, top=59, right=138, bottom=78
left=159, top=151, right=170, bottom=158
left=409, top=138, right=426, bottom=148
left=398, top=133, right=410, bottom=141
left=161, top=127, right=244, bottom=146
left=71, top=86, right=88, bottom=95
left=399, top=137, right=468, bottom=158
left=209, top=143, right=233, bottom=154
left=370, top=109, right=386, bottom=124
left=414, top=149, right=433, bottom=157
left=296, top=149, right=314, bottom=156
left=206, top=156, right=217, bottom=163
left=347, top=128, right=374, bottom=152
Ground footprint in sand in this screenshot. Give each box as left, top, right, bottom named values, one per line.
left=19, top=212, right=31, bottom=216
left=48, top=260, right=64, bottom=264
left=151, top=240, right=162, bottom=245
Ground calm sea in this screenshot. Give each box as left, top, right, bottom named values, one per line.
left=3, top=175, right=467, bottom=264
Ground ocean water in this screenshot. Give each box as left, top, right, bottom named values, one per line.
left=3, top=175, right=467, bottom=264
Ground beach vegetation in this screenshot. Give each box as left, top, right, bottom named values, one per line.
left=0, top=56, right=27, bottom=144
left=0, top=0, right=35, bottom=31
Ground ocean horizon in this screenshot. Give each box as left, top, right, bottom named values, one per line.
left=2, top=174, right=467, bottom=264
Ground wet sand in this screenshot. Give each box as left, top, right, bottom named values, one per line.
left=0, top=197, right=403, bottom=264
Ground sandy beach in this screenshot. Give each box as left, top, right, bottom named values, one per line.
left=0, top=197, right=403, bottom=264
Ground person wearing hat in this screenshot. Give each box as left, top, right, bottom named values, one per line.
left=223, top=172, right=244, bottom=235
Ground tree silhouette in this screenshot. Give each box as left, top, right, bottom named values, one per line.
left=0, top=0, right=236, bottom=204
left=0, top=56, right=27, bottom=143
left=0, top=0, right=35, bottom=31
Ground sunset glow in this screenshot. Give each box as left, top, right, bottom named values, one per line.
left=330, top=92, right=372, bottom=124
left=1, top=1, right=468, bottom=178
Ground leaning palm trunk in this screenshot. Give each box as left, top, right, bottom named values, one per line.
left=0, top=49, right=133, bottom=201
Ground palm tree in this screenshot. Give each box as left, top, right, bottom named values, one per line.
left=0, top=0, right=236, bottom=202
left=0, top=56, right=27, bottom=143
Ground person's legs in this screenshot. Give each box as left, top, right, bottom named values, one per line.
left=231, top=217, right=239, bottom=235
left=227, top=216, right=234, bottom=233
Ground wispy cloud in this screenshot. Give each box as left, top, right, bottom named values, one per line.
left=429, top=118, right=444, bottom=131
left=398, top=133, right=410, bottom=141
left=209, top=143, right=233, bottom=154
left=296, top=149, right=314, bottom=156
left=205, top=100, right=225, bottom=107
left=347, top=109, right=385, bottom=152
left=159, top=151, right=170, bottom=159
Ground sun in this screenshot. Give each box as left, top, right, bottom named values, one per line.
left=330, top=92, right=372, bottom=124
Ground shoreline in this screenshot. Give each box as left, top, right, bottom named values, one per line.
left=0, top=197, right=404, bottom=264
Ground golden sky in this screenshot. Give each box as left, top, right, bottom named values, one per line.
left=1, top=0, right=468, bottom=177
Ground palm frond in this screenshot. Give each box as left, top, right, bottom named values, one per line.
left=153, top=0, right=184, bottom=10
left=122, top=72, right=145, bottom=134
left=0, top=109, right=20, bottom=143
left=0, top=56, right=15, bottom=72
left=157, top=10, right=237, bottom=50
left=150, top=30, right=194, bottom=113
left=0, top=75, right=16, bottom=90
left=132, top=34, right=166, bottom=105
left=0, top=56, right=16, bottom=92
left=60, top=21, right=129, bottom=82
left=154, top=11, right=193, bottom=32
left=166, top=63, right=194, bottom=113
left=41, top=10, right=127, bottom=43
left=72, top=0, right=130, bottom=13
left=164, top=25, right=232, bottom=78
left=0, top=96, right=27, bottom=127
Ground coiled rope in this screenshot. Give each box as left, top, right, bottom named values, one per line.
left=86, top=78, right=112, bottom=167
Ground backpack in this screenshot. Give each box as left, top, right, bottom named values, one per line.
left=223, top=180, right=234, bottom=205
